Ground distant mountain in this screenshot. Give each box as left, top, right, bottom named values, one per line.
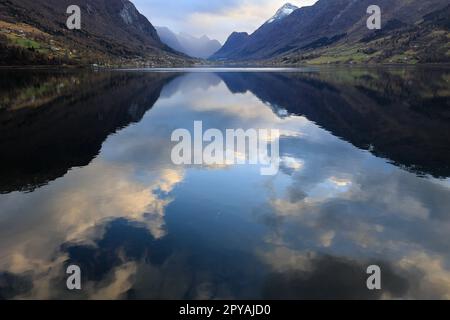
left=211, top=0, right=450, bottom=63
left=265, top=3, right=298, bottom=24
left=0, top=0, right=189, bottom=66
left=155, top=26, right=185, bottom=53
left=177, top=33, right=221, bottom=59
left=156, top=27, right=221, bottom=59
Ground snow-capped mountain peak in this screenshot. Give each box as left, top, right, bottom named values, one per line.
left=266, top=3, right=299, bottom=24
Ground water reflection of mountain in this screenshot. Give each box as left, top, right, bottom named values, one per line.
left=1, top=68, right=449, bottom=194
left=0, top=71, right=177, bottom=194
left=218, top=68, right=450, bottom=178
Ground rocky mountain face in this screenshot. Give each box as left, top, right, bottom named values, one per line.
left=0, top=0, right=189, bottom=66
left=211, top=0, right=449, bottom=63
left=156, top=26, right=221, bottom=59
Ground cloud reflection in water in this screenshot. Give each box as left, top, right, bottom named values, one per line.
left=0, top=68, right=449, bottom=299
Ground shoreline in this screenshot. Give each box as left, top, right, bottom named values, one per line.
left=1, top=63, right=450, bottom=71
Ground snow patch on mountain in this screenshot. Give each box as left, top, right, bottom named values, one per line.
left=266, top=3, right=299, bottom=24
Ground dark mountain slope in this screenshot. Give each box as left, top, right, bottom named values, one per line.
left=212, top=0, right=449, bottom=63
left=276, top=3, right=450, bottom=64
left=211, top=32, right=249, bottom=60
left=0, top=0, right=189, bottom=66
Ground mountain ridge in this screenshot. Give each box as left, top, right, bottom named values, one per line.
left=210, top=32, right=250, bottom=60
left=156, top=26, right=221, bottom=59
left=266, top=3, right=299, bottom=24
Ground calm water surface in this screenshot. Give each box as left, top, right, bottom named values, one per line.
left=0, top=67, right=449, bottom=299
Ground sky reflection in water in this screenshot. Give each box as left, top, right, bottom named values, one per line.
left=0, top=68, right=449, bottom=299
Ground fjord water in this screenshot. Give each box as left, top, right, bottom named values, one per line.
left=0, top=67, right=449, bottom=299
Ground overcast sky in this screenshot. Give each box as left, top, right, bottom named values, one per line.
left=131, top=0, right=318, bottom=43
